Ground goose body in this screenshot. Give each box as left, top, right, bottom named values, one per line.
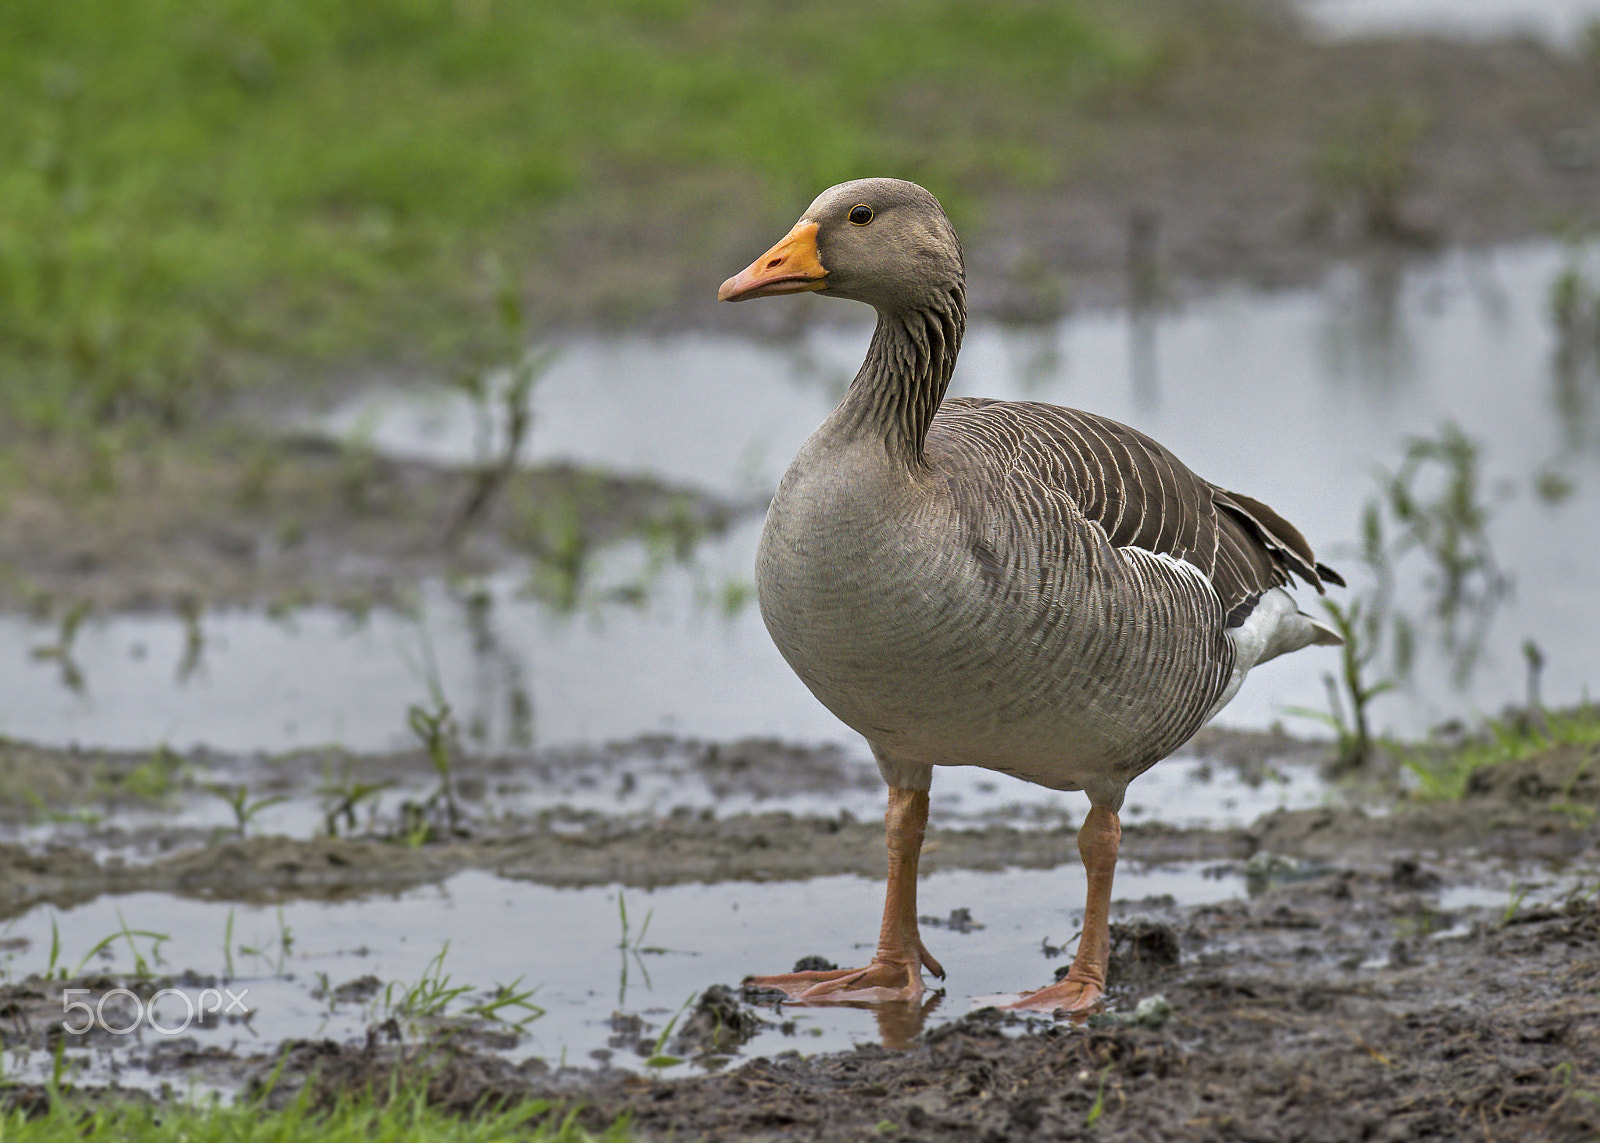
left=760, top=398, right=1336, bottom=804
left=723, top=178, right=1341, bottom=1014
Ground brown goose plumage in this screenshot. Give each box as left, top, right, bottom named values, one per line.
left=720, top=178, right=1342, bottom=1015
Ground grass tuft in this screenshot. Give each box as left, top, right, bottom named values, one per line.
left=0, top=1082, right=630, bottom=1141
left=1399, top=704, right=1600, bottom=802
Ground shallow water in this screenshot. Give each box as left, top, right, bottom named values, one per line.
left=4, top=243, right=1596, bottom=766
left=8, top=856, right=1584, bottom=1090
left=1302, top=0, right=1600, bottom=46
left=0, top=863, right=1250, bottom=1089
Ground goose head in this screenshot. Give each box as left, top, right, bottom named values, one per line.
left=718, top=178, right=964, bottom=312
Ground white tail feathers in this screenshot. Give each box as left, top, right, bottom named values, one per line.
left=1205, top=588, right=1340, bottom=724
left=1307, top=614, right=1344, bottom=647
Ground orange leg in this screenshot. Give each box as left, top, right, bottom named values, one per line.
left=744, top=786, right=944, bottom=1004
left=1007, top=804, right=1121, bottom=1015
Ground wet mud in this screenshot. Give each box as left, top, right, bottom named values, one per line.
left=618, top=7, right=1600, bottom=330
left=0, top=727, right=1586, bottom=917
left=0, top=733, right=1595, bottom=1138
left=242, top=888, right=1600, bottom=1142
left=0, top=437, right=755, bottom=614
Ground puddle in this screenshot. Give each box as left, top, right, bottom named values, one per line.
left=6, top=242, right=1596, bottom=762
left=1301, top=0, right=1600, bottom=46
left=7, top=858, right=1588, bottom=1093
left=0, top=864, right=1246, bottom=1089
left=0, top=540, right=790, bottom=754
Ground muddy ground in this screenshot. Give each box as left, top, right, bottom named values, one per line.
left=0, top=434, right=758, bottom=615
left=0, top=732, right=1596, bottom=1139
left=272, top=882, right=1600, bottom=1143
left=3, top=3, right=1600, bottom=1139
left=0, top=728, right=1594, bottom=912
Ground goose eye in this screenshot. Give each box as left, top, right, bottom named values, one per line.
left=847, top=204, right=873, bottom=226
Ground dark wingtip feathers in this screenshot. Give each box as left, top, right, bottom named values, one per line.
left=1216, top=489, right=1341, bottom=595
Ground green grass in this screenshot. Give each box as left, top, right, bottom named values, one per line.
left=0, top=1086, right=630, bottom=1142
left=1400, top=705, right=1600, bottom=802
left=0, top=0, right=1155, bottom=435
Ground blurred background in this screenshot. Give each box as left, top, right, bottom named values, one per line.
left=1, top=0, right=1599, bottom=1087
left=2, top=0, right=1596, bottom=754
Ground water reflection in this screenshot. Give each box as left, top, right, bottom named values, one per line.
left=1320, top=256, right=1418, bottom=393
left=1548, top=244, right=1600, bottom=460
left=29, top=600, right=89, bottom=695
left=1129, top=305, right=1161, bottom=415
left=175, top=596, right=205, bottom=684
left=453, top=582, right=535, bottom=750
left=843, top=993, right=943, bottom=1051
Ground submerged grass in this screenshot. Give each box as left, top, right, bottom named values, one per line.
left=1, top=0, right=1154, bottom=436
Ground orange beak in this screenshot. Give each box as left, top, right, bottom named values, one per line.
left=718, top=221, right=827, bottom=302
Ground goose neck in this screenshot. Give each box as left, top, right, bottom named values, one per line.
left=837, top=287, right=966, bottom=468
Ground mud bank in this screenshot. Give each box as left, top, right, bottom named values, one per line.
left=0, top=438, right=755, bottom=614
left=0, top=730, right=1591, bottom=916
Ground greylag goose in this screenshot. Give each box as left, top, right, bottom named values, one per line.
left=719, top=178, right=1343, bottom=1015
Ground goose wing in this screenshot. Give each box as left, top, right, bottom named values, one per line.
left=928, top=399, right=1342, bottom=624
